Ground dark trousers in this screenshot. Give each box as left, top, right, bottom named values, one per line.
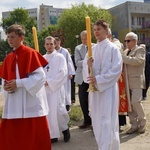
left=142, top=73, right=150, bottom=98
left=71, top=75, right=75, bottom=101
left=119, top=115, right=126, bottom=126
left=78, top=82, right=91, bottom=125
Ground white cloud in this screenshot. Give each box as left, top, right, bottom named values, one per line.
left=0, top=1, right=16, bottom=4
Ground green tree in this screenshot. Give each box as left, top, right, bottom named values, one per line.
left=1, top=8, right=36, bottom=47
left=38, top=27, right=50, bottom=54
left=58, top=3, right=112, bottom=52
left=0, top=40, right=10, bottom=62
left=38, top=24, right=65, bottom=54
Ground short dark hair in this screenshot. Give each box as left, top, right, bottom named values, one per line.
left=54, top=37, right=61, bottom=41
left=44, top=36, right=56, bottom=44
left=6, top=24, right=25, bottom=36
left=93, top=19, right=109, bottom=30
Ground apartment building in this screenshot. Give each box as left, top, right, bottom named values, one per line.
left=108, top=0, right=150, bottom=45
left=39, top=4, right=64, bottom=30
left=2, top=4, right=64, bottom=31
left=2, top=8, right=39, bottom=29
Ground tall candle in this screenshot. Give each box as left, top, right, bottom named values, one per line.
left=85, top=16, right=92, bottom=57
left=32, top=26, right=39, bottom=52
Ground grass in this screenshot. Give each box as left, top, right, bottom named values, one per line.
left=68, top=105, right=83, bottom=127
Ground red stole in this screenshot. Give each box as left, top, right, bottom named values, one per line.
left=118, top=71, right=128, bottom=112
left=0, top=44, right=48, bottom=80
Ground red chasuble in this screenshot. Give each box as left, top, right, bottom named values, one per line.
left=0, top=45, right=51, bottom=150
left=0, top=44, right=48, bottom=80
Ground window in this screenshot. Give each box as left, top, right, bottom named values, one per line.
left=142, top=17, right=145, bottom=27
left=137, top=17, right=142, bottom=25
left=132, top=17, right=134, bottom=25
left=139, top=33, right=145, bottom=43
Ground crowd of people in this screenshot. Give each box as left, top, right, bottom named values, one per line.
left=0, top=18, right=149, bottom=150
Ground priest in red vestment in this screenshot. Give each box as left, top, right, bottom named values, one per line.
left=0, top=24, right=51, bottom=150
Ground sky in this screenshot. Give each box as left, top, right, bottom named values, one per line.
left=0, top=0, right=144, bottom=27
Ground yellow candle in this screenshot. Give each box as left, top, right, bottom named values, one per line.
left=32, top=26, right=39, bottom=52
left=85, top=16, right=92, bottom=57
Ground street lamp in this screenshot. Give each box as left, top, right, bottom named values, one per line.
left=75, top=35, right=79, bottom=45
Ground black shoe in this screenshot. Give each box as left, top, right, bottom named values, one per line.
left=62, top=128, right=70, bottom=142
left=78, top=123, right=91, bottom=129
left=66, top=105, right=71, bottom=112
left=51, top=138, right=58, bottom=143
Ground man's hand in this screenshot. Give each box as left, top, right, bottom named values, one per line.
left=4, top=80, right=16, bottom=92
left=87, top=76, right=96, bottom=84
left=87, top=57, right=94, bottom=68
left=69, top=75, right=73, bottom=80
left=44, top=81, right=48, bottom=86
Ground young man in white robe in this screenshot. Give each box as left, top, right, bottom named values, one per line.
left=83, top=19, right=122, bottom=150
left=55, top=37, right=75, bottom=112
left=0, top=24, right=51, bottom=150
left=43, top=36, right=70, bottom=143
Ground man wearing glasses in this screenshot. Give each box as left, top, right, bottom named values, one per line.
left=122, top=32, right=146, bottom=134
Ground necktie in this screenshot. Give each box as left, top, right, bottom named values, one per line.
left=85, top=46, right=88, bottom=52
left=127, top=50, right=131, bottom=56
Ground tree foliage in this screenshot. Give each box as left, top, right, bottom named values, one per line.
left=57, top=3, right=112, bottom=52
left=38, top=24, right=61, bottom=54
left=38, top=28, right=50, bottom=54
left=0, top=40, right=10, bottom=62
left=1, top=8, right=36, bottom=48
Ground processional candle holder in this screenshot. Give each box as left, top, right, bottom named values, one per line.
left=85, top=16, right=98, bottom=92
left=32, top=26, right=39, bottom=52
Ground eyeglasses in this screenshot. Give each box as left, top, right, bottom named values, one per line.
left=124, top=39, right=134, bottom=43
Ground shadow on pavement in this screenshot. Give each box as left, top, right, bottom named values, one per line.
left=52, top=126, right=97, bottom=150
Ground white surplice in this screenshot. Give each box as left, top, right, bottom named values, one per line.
left=43, top=50, right=70, bottom=138
left=57, top=47, right=75, bottom=105
left=2, top=67, right=49, bottom=119
left=83, top=39, right=122, bottom=150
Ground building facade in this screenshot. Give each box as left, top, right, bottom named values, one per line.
left=39, top=4, right=64, bottom=30
left=144, top=0, right=150, bottom=3
left=108, top=1, right=150, bottom=45
left=2, top=8, right=39, bottom=29
left=2, top=4, right=64, bottom=31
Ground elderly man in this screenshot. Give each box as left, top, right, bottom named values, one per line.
left=122, top=32, right=146, bottom=134
left=74, top=30, right=92, bottom=129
